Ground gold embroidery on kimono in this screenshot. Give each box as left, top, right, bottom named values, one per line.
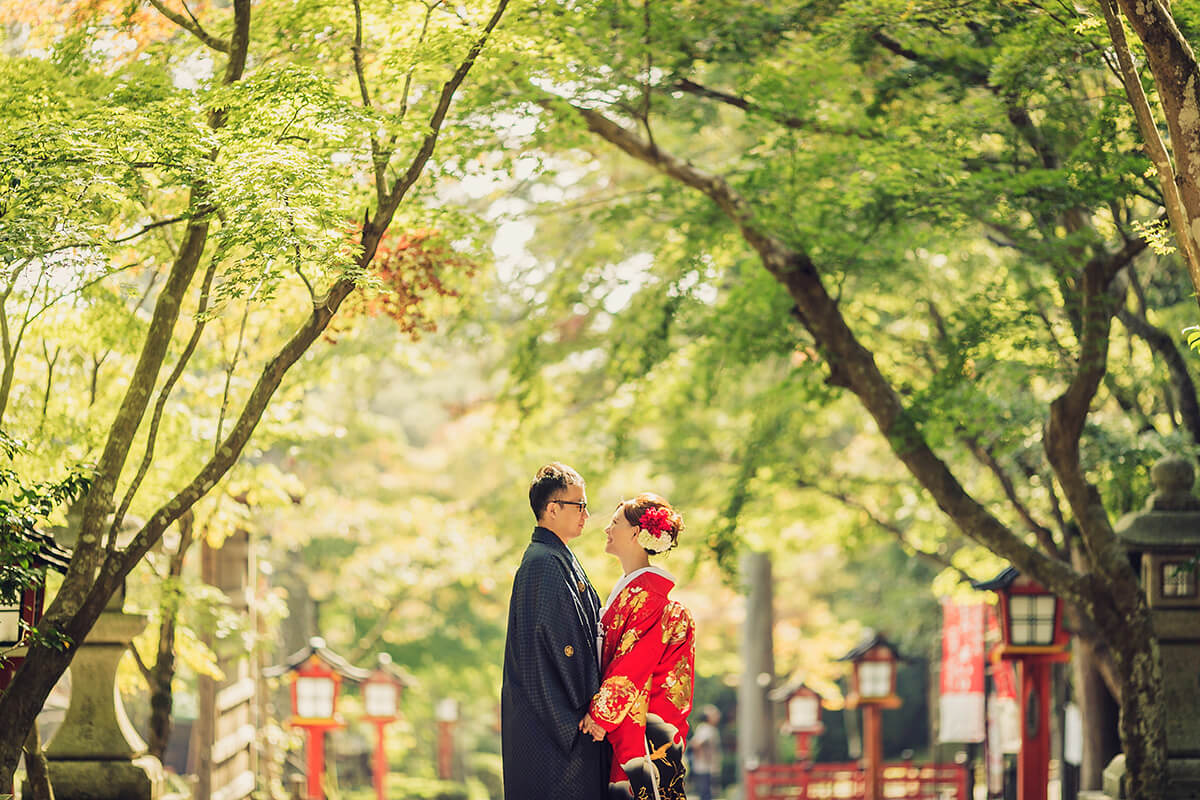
left=630, top=679, right=651, bottom=724
left=617, top=629, right=640, bottom=656
left=660, top=602, right=691, bottom=645
left=662, top=655, right=693, bottom=712
left=593, top=675, right=640, bottom=725
left=618, top=585, right=648, bottom=616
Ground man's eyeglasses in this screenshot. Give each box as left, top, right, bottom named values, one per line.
left=552, top=500, right=588, bottom=512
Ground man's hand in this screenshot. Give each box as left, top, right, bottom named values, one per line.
left=579, top=712, right=606, bottom=741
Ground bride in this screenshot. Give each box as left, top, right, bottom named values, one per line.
left=580, top=493, right=696, bottom=800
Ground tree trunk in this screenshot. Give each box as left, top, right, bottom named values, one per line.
left=1098, top=592, right=1167, bottom=799
left=1110, top=0, right=1200, bottom=307
left=1073, top=636, right=1121, bottom=790
left=147, top=511, right=195, bottom=761
left=21, top=723, right=54, bottom=800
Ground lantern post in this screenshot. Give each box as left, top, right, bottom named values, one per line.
left=435, top=698, right=459, bottom=780
left=361, top=653, right=413, bottom=800
left=266, top=637, right=367, bottom=800
left=839, top=634, right=903, bottom=800
left=972, top=567, right=1069, bottom=800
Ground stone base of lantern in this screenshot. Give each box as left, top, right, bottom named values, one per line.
left=1084, top=754, right=1200, bottom=800
left=27, top=755, right=164, bottom=800
left=39, top=606, right=165, bottom=800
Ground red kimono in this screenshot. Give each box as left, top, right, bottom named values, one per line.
left=589, top=568, right=696, bottom=788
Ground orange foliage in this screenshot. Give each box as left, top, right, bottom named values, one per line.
left=332, top=228, right=479, bottom=341
left=3, top=0, right=208, bottom=57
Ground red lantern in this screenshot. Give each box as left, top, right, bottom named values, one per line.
left=840, top=634, right=902, bottom=709
left=0, top=532, right=69, bottom=796
left=974, top=567, right=1068, bottom=655
left=1, top=532, right=70, bottom=692
left=267, top=637, right=367, bottom=800
left=361, top=653, right=413, bottom=800
left=972, top=567, right=1070, bottom=800
left=770, top=679, right=825, bottom=762
left=839, top=634, right=905, bottom=800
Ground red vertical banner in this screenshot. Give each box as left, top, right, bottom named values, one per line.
left=939, top=600, right=986, bottom=742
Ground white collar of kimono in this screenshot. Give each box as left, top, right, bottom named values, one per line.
left=601, top=565, right=674, bottom=616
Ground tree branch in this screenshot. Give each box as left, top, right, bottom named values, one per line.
left=113, top=215, right=189, bottom=245
left=129, top=638, right=153, bottom=683
left=115, top=274, right=356, bottom=577
left=69, top=0, right=252, bottom=594
left=965, top=437, right=1066, bottom=561
left=378, top=0, right=510, bottom=229
left=796, top=478, right=975, bottom=582
left=1044, top=235, right=1147, bottom=586
left=352, top=0, right=390, bottom=210
left=115, top=0, right=513, bottom=568
left=559, top=100, right=1088, bottom=605
left=670, top=78, right=883, bottom=141
left=147, top=0, right=231, bottom=53
left=1099, top=0, right=1200, bottom=293
left=399, top=2, right=441, bottom=123
left=215, top=289, right=256, bottom=449
left=108, top=259, right=219, bottom=549
left=1117, top=306, right=1200, bottom=446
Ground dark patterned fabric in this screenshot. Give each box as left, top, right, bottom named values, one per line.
left=608, top=717, right=688, bottom=800
left=502, top=527, right=608, bottom=800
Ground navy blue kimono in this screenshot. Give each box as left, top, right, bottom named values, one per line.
left=501, top=527, right=608, bottom=800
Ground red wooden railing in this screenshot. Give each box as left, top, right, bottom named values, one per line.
left=745, top=762, right=968, bottom=800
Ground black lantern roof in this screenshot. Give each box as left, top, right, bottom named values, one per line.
left=264, top=636, right=370, bottom=682
left=369, top=652, right=416, bottom=687
left=768, top=676, right=821, bottom=703
left=837, top=632, right=906, bottom=663
left=2, top=527, right=71, bottom=576
left=32, top=531, right=71, bottom=573
left=970, top=566, right=1021, bottom=593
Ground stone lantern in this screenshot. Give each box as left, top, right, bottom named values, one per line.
left=40, top=581, right=165, bottom=800
left=1105, top=455, right=1200, bottom=799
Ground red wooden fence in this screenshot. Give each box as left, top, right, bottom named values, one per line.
left=745, top=762, right=968, bottom=800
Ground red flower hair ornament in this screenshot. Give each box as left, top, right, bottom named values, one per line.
left=636, top=507, right=674, bottom=554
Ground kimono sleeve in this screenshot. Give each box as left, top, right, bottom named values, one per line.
left=510, top=553, right=597, bottom=755
left=589, top=586, right=669, bottom=732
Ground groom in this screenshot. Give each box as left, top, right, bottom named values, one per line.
left=501, top=462, right=608, bottom=800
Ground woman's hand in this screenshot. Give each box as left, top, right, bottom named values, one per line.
left=579, top=712, right=606, bottom=741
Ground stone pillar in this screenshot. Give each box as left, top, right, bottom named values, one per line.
left=1088, top=456, right=1200, bottom=799
left=37, top=585, right=164, bottom=800
left=738, top=551, right=776, bottom=795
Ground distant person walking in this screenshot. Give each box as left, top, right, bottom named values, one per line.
left=689, top=705, right=722, bottom=800
left=580, top=493, right=696, bottom=800
left=501, top=463, right=608, bottom=800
